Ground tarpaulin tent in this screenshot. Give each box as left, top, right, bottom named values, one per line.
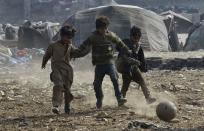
left=160, top=11, right=193, bottom=33
left=200, top=13, right=204, bottom=21
left=184, top=23, right=204, bottom=51
left=162, top=16, right=181, bottom=51
left=64, top=5, right=170, bottom=51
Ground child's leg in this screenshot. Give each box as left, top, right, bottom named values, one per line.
left=107, top=64, right=127, bottom=106
left=51, top=70, right=64, bottom=114
left=93, top=65, right=106, bottom=109
left=132, top=67, right=156, bottom=104
left=132, top=67, right=150, bottom=99
left=52, top=85, right=64, bottom=107
left=64, top=81, right=73, bottom=114
left=121, top=74, right=132, bottom=98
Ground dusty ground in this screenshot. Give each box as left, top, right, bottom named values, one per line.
left=0, top=52, right=204, bottom=131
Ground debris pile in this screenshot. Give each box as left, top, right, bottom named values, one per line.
left=147, top=57, right=204, bottom=70
left=125, top=120, right=204, bottom=131
left=0, top=44, right=45, bottom=67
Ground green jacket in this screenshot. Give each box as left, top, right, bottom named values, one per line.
left=78, top=30, right=130, bottom=65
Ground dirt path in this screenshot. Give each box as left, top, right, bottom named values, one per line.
left=0, top=56, right=204, bottom=130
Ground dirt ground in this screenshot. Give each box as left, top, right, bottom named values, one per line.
left=0, top=53, right=204, bottom=131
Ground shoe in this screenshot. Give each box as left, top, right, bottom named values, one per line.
left=52, top=106, right=60, bottom=114
left=121, top=92, right=126, bottom=98
left=146, top=97, right=156, bottom=104
left=96, top=99, right=102, bottom=109
left=118, top=97, right=127, bottom=106
left=64, top=104, right=70, bottom=114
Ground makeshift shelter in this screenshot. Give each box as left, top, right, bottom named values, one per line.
left=4, top=24, right=18, bottom=40
left=200, top=13, right=204, bottom=21
left=64, top=5, right=170, bottom=51
left=18, top=22, right=59, bottom=49
left=184, top=23, right=204, bottom=51
left=162, top=16, right=181, bottom=51
left=161, top=11, right=193, bottom=33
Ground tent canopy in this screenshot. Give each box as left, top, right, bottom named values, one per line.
left=184, top=23, right=204, bottom=51
left=64, top=5, right=170, bottom=51
left=161, top=10, right=193, bottom=33
left=200, top=13, right=204, bottom=21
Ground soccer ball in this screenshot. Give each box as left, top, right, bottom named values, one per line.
left=156, top=101, right=177, bottom=122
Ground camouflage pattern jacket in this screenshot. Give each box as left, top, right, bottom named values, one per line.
left=78, top=30, right=130, bottom=65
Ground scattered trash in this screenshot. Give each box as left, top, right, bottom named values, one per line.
left=49, top=118, right=54, bottom=123
left=129, top=111, right=135, bottom=116
left=102, top=118, right=108, bottom=122
left=185, top=104, right=204, bottom=111
left=175, top=84, right=186, bottom=90
left=127, top=120, right=159, bottom=130
left=7, top=96, right=15, bottom=101
left=16, top=48, right=29, bottom=57
left=95, top=112, right=110, bottom=118
left=18, top=117, right=30, bottom=127
left=0, top=45, right=45, bottom=67
left=182, top=116, right=191, bottom=120
left=169, top=83, right=177, bottom=92
left=200, top=82, right=204, bottom=85
left=0, top=90, right=6, bottom=97
left=178, top=74, right=184, bottom=78
left=32, top=96, right=44, bottom=105
left=164, top=91, right=173, bottom=96
left=161, top=84, right=167, bottom=89
left=14, top=95, right=23, bottom=98
left=191, top=88, right=202, bottom=92
left=11, top=48, right=45, bottom=63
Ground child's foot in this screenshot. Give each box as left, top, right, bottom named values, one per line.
left=64, top=104, right=71, bottom=114
left=96, top=99, right=103, bottom=109
left=118, top=97, right=127, bottom=106
left=146, top=97, right=156, bottom=104
left=52, top=106, right=60, bottom=114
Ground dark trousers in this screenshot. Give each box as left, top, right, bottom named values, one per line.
left=52, top=82, right=73, bottom=108
left=121, top=66, right=150, bottom=99
left=51, top=69, right=73, bottom=108
left=93, top=64, right=121, bottom=101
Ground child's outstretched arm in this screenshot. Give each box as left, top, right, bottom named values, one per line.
left=70, top=38, right=92, bottom=58
left=42, top=45, right=52, bottom=69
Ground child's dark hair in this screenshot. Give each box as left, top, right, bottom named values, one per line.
left=95, top=16, right=110, bottom=29
left=130, top=26, right=141, bottom=37
left=60, top=25, right=76, bottom=38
